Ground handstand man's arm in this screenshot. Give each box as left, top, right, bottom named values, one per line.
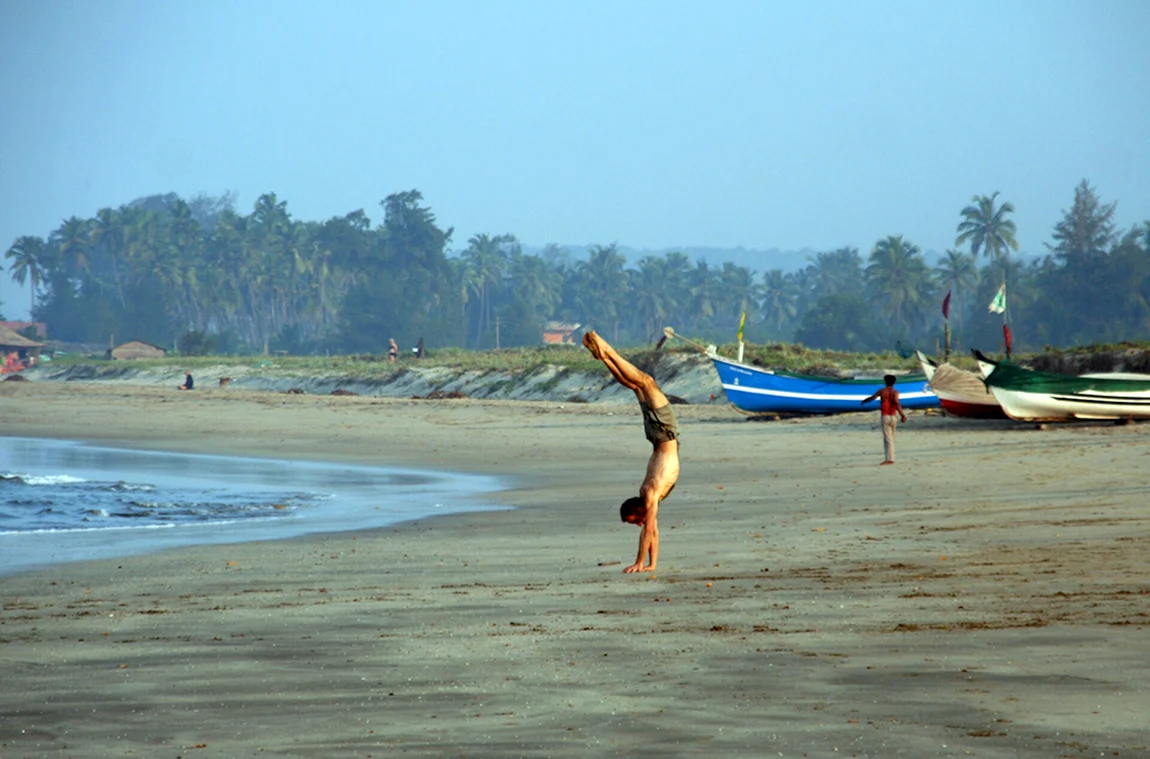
left=624, top=492, right=660, bottom=574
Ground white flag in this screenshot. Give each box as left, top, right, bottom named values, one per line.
left=988, top=283, right=1006, bottom=314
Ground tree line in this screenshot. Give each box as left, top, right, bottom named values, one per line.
left=5, top=181, right=1149, bottom=356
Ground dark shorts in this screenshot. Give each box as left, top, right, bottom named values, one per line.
left=640, top=402, right=679, bottom=445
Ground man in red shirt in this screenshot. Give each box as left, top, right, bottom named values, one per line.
left=862, top=375, right=907, bottom=465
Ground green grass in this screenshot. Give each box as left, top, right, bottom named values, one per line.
left=41, top=339, right=1150, bottom=377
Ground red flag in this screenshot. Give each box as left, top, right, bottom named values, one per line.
left=941, top=290, right=951, bottom=319
left=1003, top=323, right=1013, bottom=356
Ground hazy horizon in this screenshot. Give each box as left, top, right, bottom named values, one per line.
left=3, top=0, right=1148, bottom=320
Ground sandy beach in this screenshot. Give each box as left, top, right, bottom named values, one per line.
left=2, top=380, right=1149, bottom=758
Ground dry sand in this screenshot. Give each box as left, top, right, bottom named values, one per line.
left=2, top=380, right=1149, bottom=758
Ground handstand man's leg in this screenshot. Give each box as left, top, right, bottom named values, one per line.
left=583, top=330, right=670, bottom=408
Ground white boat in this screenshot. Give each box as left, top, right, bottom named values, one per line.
left=916, top=351, right=1005, bottom=419
left=974, top=350, right=1150, bottom=421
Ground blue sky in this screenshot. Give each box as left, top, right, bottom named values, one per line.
left=2, top=0, right=1148, bottom=319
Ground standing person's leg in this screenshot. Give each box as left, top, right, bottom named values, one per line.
left=881, top=415, right=896, bottom=463
left=583, top=330, right=669, bottom=408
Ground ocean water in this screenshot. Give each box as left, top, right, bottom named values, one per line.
left=0, top=437, right=506, bottom=577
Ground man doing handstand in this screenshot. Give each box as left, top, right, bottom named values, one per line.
left=584, top=330, right=680, bottom=574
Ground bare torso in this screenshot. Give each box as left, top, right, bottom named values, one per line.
left=642, top=439, right=680, bottom=503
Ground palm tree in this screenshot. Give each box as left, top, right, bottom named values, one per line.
left=89, top=207, right=130, bottom=307
left=5, top=235, right=49, bottom=313
left=932, top=248, right=979, bottom=332
left=759, top=268, right=798, bottom=336
left=52, top=216, right=93, bottom=278
left=576, top=244, right=628, bottom=341
left=685, top=260, right=724, bottom=334
left=462, top=233, right=514, bottom=347
left=805, top=247, right=864, bottom=300
left=956, top=191, right=1019, bottom=262
left=450, top=256, right=479, bottom=346
left=631, top=256, right=673, bottom=341
left=865, top=235, right=932, bottom=336
left=717, top=262, right=761, bottom=337
left=506, top=250, right=561, bottom=340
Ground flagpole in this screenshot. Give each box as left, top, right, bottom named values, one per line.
left=941, top=290, right=952, bottom=363
left=987, top=277, right=1009, bottom=359
left=1002, top=270, right=1012, bottom=358
left=737, top=311, right=746, bottom=363
left=1002, top=272, right=1010, bottom=360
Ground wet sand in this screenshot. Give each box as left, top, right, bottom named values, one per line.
left=2, top=381, right=1149, bottom=758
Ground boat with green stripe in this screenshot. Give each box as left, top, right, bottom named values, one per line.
left=974, top=350, right=1150, bottom=421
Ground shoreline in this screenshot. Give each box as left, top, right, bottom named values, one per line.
left=2, top=381, right=1149, bottom=757
left=0, top=435, right=509, bottom=578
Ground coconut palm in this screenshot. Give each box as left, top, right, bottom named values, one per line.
left=630, top=256, right=674, bottom=341
left=506, top=250, right=562, bottom=336
left=462, top=233, right=514, bottom=347
left=88, top=207, right=132, bottom=307
left=933, top=248, right=979, bottom=331
left=5, top=235, right=49, bottom=313
left=956, top=191, right=1019, bottom=262
left=717, top=262, right=761, bottom=337
left=51, top=216, right=94, bottom=278
left=865, top=235, right=932, bottom=336
left=759, top=268, right=798, bottom=335
left=685, top=260, right=724, bottom=334
left=805, top=247, right=864, bottom=300
left=575, top=244, right=628, bottom=340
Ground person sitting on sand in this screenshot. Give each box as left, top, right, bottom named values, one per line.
left=583, top=329, right=680, bottom=574
left=178, top=371, right=194, bottom=391
left=861, top=374, right=906, bottom=465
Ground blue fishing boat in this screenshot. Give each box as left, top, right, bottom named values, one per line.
left=710, top=353, right=939, bottom=415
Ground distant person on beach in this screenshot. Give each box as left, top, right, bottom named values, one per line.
left=178, top=371, right=194, bottom=391
left=388, top=338, right=399, bottom=362
left=583, top=329, right=680, bottom=574
left=861, top=374, right=906, bottom=465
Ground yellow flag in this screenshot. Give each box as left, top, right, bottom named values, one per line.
left=737, top=311, right=746, bottom=342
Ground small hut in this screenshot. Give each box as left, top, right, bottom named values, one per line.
left=110, top=339, right=167, bottom=360
left=0, top=324, right=44, bottom=366
left=543, top=321, right=581, bottom=345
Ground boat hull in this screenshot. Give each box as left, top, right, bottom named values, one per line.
left=974, top=350, right=1150, bottom=421
left=987, top=386, right=1150, bottom=421
left=916, top=351, right=1006, bottom=419
left=710, top=355, right=939, bottom=414
left=938, top=397, right=1008, bottom=419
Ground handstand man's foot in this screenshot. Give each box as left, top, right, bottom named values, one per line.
left=583, top=330, right=605, bottom=359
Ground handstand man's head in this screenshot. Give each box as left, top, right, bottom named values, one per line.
left=620, top=496, right=646, bottom=525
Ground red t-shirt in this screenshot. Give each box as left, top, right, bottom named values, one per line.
left=880, top=388, right=899, bottom=416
